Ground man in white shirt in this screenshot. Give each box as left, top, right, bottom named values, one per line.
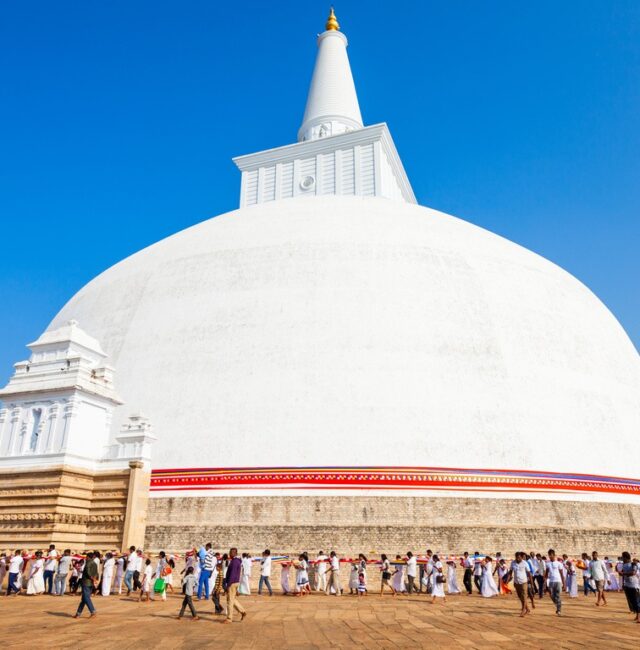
left=405, top=552, right=418, bottom=594
left=325, top=551, right=341, bottom=596
left=544, top=549, right=566, bottom=616
left=258, top=549, right=273, bottom=596
left=589, top=551, right=610, bottom=607
left=511, top=552, right=534, bottom=617
left=315, top=551, right=328, bottom=591
left=123, top=545, right=137, bottom=595
left=6, top=550, right=24, bottom=595
left=43, top=544, right=58, bottom=595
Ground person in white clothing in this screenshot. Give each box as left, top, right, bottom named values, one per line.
left=238, top=553, right=252, bottom=595
left=7, top=551, right=24, bottom=595
left=315, top=551, right=328, bottom=591
left=258, top=549, right=273, bottom=596
left=589, top=551, right=610, bottom=606
left=139, top=558, right=153, bottom=602
left=379, top=554, right=396, bottom=596
left=446, top=561, right=460, bottom=594
left=280, top=561, right=291, bottom=595
left=325, top=551, right=341, bottom=596
left=405, top=552, right=418, bottom=594
left=43, top=544, right=58, bottom=595
left=101, top=553, right=115, bottom=596
left=481, top=558, right=499, bottom=598
left=511, top=552, right=534, bottom=616
left=565, top=560, right=579, bottom=598
left=391, top=556, right=406, bottom=594
left=27, top=551, right=45, bottom=595
left=430, top=556, right=446, bottom=603
left=545, top=549, right=566, bottom=615
left=114, top=555, right=125, bottom=595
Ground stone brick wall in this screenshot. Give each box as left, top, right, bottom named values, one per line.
left=0, top=465, right=136, bottom=550
left=145, top=495, right=640, bottom=556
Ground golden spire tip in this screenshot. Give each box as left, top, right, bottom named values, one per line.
left=326, top=7, right=340, bottom=31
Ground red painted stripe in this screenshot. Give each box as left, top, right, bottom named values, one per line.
left=148, top=466, right=640, bottom=495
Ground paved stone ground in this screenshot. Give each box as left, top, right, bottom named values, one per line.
left=3, top=589, right=639, bottom=649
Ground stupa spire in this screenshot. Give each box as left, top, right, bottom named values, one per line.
left=325, top=7, right=340, bottom=31
left=298, top=8, right=363, bottom=142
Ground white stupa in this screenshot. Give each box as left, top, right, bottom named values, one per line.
left=2, top=10, right=639, bottom=552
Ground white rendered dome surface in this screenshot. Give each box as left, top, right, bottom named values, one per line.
left=49, top=196, right=640, bottom=484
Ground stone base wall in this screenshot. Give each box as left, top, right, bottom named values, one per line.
left=0, top=464, right=150, bottom=550
left=145, top=495, right=640, bottom=556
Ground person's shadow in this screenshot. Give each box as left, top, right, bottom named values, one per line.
left=45, top=611, right=74, bottom=617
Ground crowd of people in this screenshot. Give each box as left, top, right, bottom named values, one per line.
left=2, top=545, right=639, bottom=625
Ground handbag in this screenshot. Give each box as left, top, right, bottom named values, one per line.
left=382, top=571, right=391, bottom=580
left=153, top=577, right=166, bottom=593
left=436, top=574, right=445, bottom=584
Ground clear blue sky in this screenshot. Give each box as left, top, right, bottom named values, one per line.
left=1, top=0, right=639, bottom=382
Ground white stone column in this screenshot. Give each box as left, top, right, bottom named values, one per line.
left=6, top=407, right=21, bottom=455
left=45, top=404, right=59, bottom=453
left=60, top=397, right=78, bottom=450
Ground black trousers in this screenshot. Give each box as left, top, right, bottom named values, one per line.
left=212, top=591, right=224, bottom=613
left=133, top=570, right=141, bottom=591
left=179, top=595, right=197, bottom=618
left=535, top=574, right=544, bottom=598
left=473, top=575, right=482, bottom=593
left=463, top=569, right=473, bottom=594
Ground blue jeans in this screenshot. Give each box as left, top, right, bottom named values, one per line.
left=124, top=570, right=134, bottom=592
left=76, top=584, right=95, bottom=616
left=43, top=569, right=55, bottom=594
left=258, top=575, right=272, bottom=595
left=6, top=573, right=20, bottom=595
left=197, top=570, right=211, bottom=599
left=583, top=577, right=596, bottom=595
left=54, top=573, right=68, bottom=595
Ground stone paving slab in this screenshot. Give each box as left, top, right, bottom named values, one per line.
left=2, top=590, right=639, bottom=649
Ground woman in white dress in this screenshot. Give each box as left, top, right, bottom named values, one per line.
left=280, top=562, right=291, bottom=595
left=605, top=558, right=620, bottom=591
left=392, top=556, right=406, bottom=593
left=27, top=551, right=45, bottom=595
left=238, top=553, right=252, bottom=595
left=565, top=561, right=578, bottom=597
left=101, top=553, right=115, bottom=596
left=294, top=553, right=310, bottom=596
left=446, top=561, right=460, bottom=594
left=481, top=557, right=499, bottom=598
left=430, top=555, right=446, bottom=603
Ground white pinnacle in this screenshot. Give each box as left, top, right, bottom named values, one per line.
left=298, top=9, right=363, bottom=142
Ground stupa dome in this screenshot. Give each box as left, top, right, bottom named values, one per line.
left=48, top=195, right=640, bottom=489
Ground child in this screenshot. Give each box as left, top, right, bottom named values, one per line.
left=281, top=562, right=291, bottom=595
left=178, top=566, right=199, bottom=620
left=139, top=558, right=153, bottom=602
left=357, top=572, right=367, bottom=596
left=164, top=558, right=175, bottom=593
left=349, top=562, right=359, bottom=594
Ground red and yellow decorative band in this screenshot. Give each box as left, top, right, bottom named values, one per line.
left=150, top=466, right=640, bottom=495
